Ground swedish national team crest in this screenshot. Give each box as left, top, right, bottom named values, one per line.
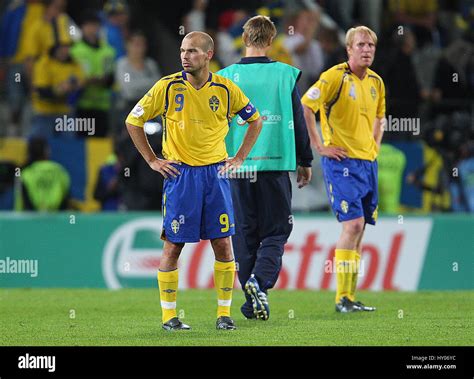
left=340, top=200, right=349, bottom=214
left=171, top=219, right=180, bottom=233
left=370, top=86, right=376, bottom=100
left=209, top=95, right=220, bottom=112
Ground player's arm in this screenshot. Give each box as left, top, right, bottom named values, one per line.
left=301, top=74, right=347, bottom=161
left=373, top=117, right=385, bottom=149
left=221, top=114, right=262, bottom=173
left=125, top=81, right=180, bottom=178
left=292, top=84, right=313, bottom=188
left=374, top=78, right=387, bottom=150
left=221, top=84, right=263, bottom=173
left=125, top=124, right=179, bottom=178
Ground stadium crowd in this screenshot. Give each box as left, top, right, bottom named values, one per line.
left=0, top=0, right=473, bottom=212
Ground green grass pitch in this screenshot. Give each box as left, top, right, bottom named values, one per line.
left=1, top=289, right=472, bottom=346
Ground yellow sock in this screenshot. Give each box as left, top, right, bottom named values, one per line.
left=335, top=249, right=357, bottom=303
left=214, top=260, right=235, bottom=318
left=157, top=269, right=179, bottom=323
left=348, top=251, right=361, bottom=301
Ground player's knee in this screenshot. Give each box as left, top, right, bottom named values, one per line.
left=163, top=241, right=184, bottom=258
left=211, top=237, right=233, bottom=260
left=343, top=219, right=365, bottom=237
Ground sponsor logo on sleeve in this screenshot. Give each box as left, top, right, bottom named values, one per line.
left=131, top=104, right=145, bottom=117
left=307, top=87, right=320, bottom=100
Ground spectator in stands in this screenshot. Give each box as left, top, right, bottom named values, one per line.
left=455, top=141, right=474, bottom=212
left=384, top=27, right=427, bottom=138
left=406, top=126, right=452, bottom=212
left=377, top=144, right=406, bottom=213
left=325, top=0, right=382, bottom=35
left=70, top=10, right=115, bottom=137
left=23, top=0, right=78, bottom=80
left=0, top=0, right=44, bottom=136
left=318, top=26, right=346, bottom=71
left=16, top=137, right=71, bottom=211
left=115, top=128, right=164, bottom=211
left=283, top=5, right=324, bottom=92
left=94, top=151, right=121, bottom=211
left=30, top=42, right=84, bottom=139
left=431, top=35, right=473, bottom=117
left=215, top=10, right=241, bottom=68
left=115, top=30, right=161, bottom=127
left=0, top=161, right=16, bottom=210
left=388, top=0, right=439, bottom=48
left=102, top=0, right=129, bottom=60
left=183, top=0, right=207, bottom=32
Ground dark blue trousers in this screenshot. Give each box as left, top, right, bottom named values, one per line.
left=230, top=172, right=293, bottom=308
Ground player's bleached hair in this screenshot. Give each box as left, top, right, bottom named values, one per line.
left=184, top=31, right=214, bottom=52
left=242, top=15, right=277, bottom=48
left=345, top=26, right=378, bottom=47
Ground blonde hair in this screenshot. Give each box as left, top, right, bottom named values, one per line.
left=242, top=15, right=277, bottom=48
left=345, top=26, right=377, bottom=47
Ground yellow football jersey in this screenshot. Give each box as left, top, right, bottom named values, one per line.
left=24, top=13, right=73, bottom=60
left=32, top=54, right=84, bottom=115
left=126, top=71, right=260, bottom=166
left=301, top=62, right=385, bottom=161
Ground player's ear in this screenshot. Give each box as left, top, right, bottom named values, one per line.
left=207, top=49, right=214, bottom=61
left=242, top=32, right=249, bottom=47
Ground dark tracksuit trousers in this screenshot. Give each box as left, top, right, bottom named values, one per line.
left=230, top=171, right=293, bottom=312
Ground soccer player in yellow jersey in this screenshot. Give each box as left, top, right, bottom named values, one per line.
left=125, top=32, right=262, bottom=330
left=302, top=26, right=385, bottom=313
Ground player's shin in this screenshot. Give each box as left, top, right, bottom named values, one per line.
left=348, top=251, right=361, bottom=301
left=214, top=260, right=236, bottom=317
left=335, top=249, right=357, bottom=303
left=157, top=269, right=179, bottom=323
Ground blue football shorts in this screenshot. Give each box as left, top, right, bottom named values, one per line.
left=321, top=157, right=378, bottom=225
left=161, top=162, right=235, bottom=243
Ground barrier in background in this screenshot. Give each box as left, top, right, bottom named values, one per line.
left=0, top=213, right=472, bottom=290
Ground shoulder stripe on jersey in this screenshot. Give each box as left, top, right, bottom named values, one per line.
left=210, top=82, right=230, bottom=121
left=162, top=75, right=183, bottom=81
left=325, top=69, right=351, bottom=120
left=368, top=74, right=381, bottom=82
left=368, top=74, right=382, bottom=89
left=162, top=80, right=185, bottom=141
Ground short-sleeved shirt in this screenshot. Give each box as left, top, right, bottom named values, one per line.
left=301, top=62, right=385, bottom=161
left=126, top=70, right=260, bottom=166
left=32, top=54, right=84, bottom=114
left=23, top=13, right=73, bottom=60
left=10, top=2, right=45, bottom=64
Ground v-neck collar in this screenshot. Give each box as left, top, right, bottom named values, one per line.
left=346, top=61, right=367, bottom=82
left=181, top=71, right=212, bottom=90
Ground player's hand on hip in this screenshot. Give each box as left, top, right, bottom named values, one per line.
left=149, top=158, right=181, bottom=178
left=297, top=166, right=312, bottom=188
left=317, top=145, right=347, bottom=161
left=219, top=156, right=244, bottom=175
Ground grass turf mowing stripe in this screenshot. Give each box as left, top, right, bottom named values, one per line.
left=0, top=289, right=472, bottom=346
